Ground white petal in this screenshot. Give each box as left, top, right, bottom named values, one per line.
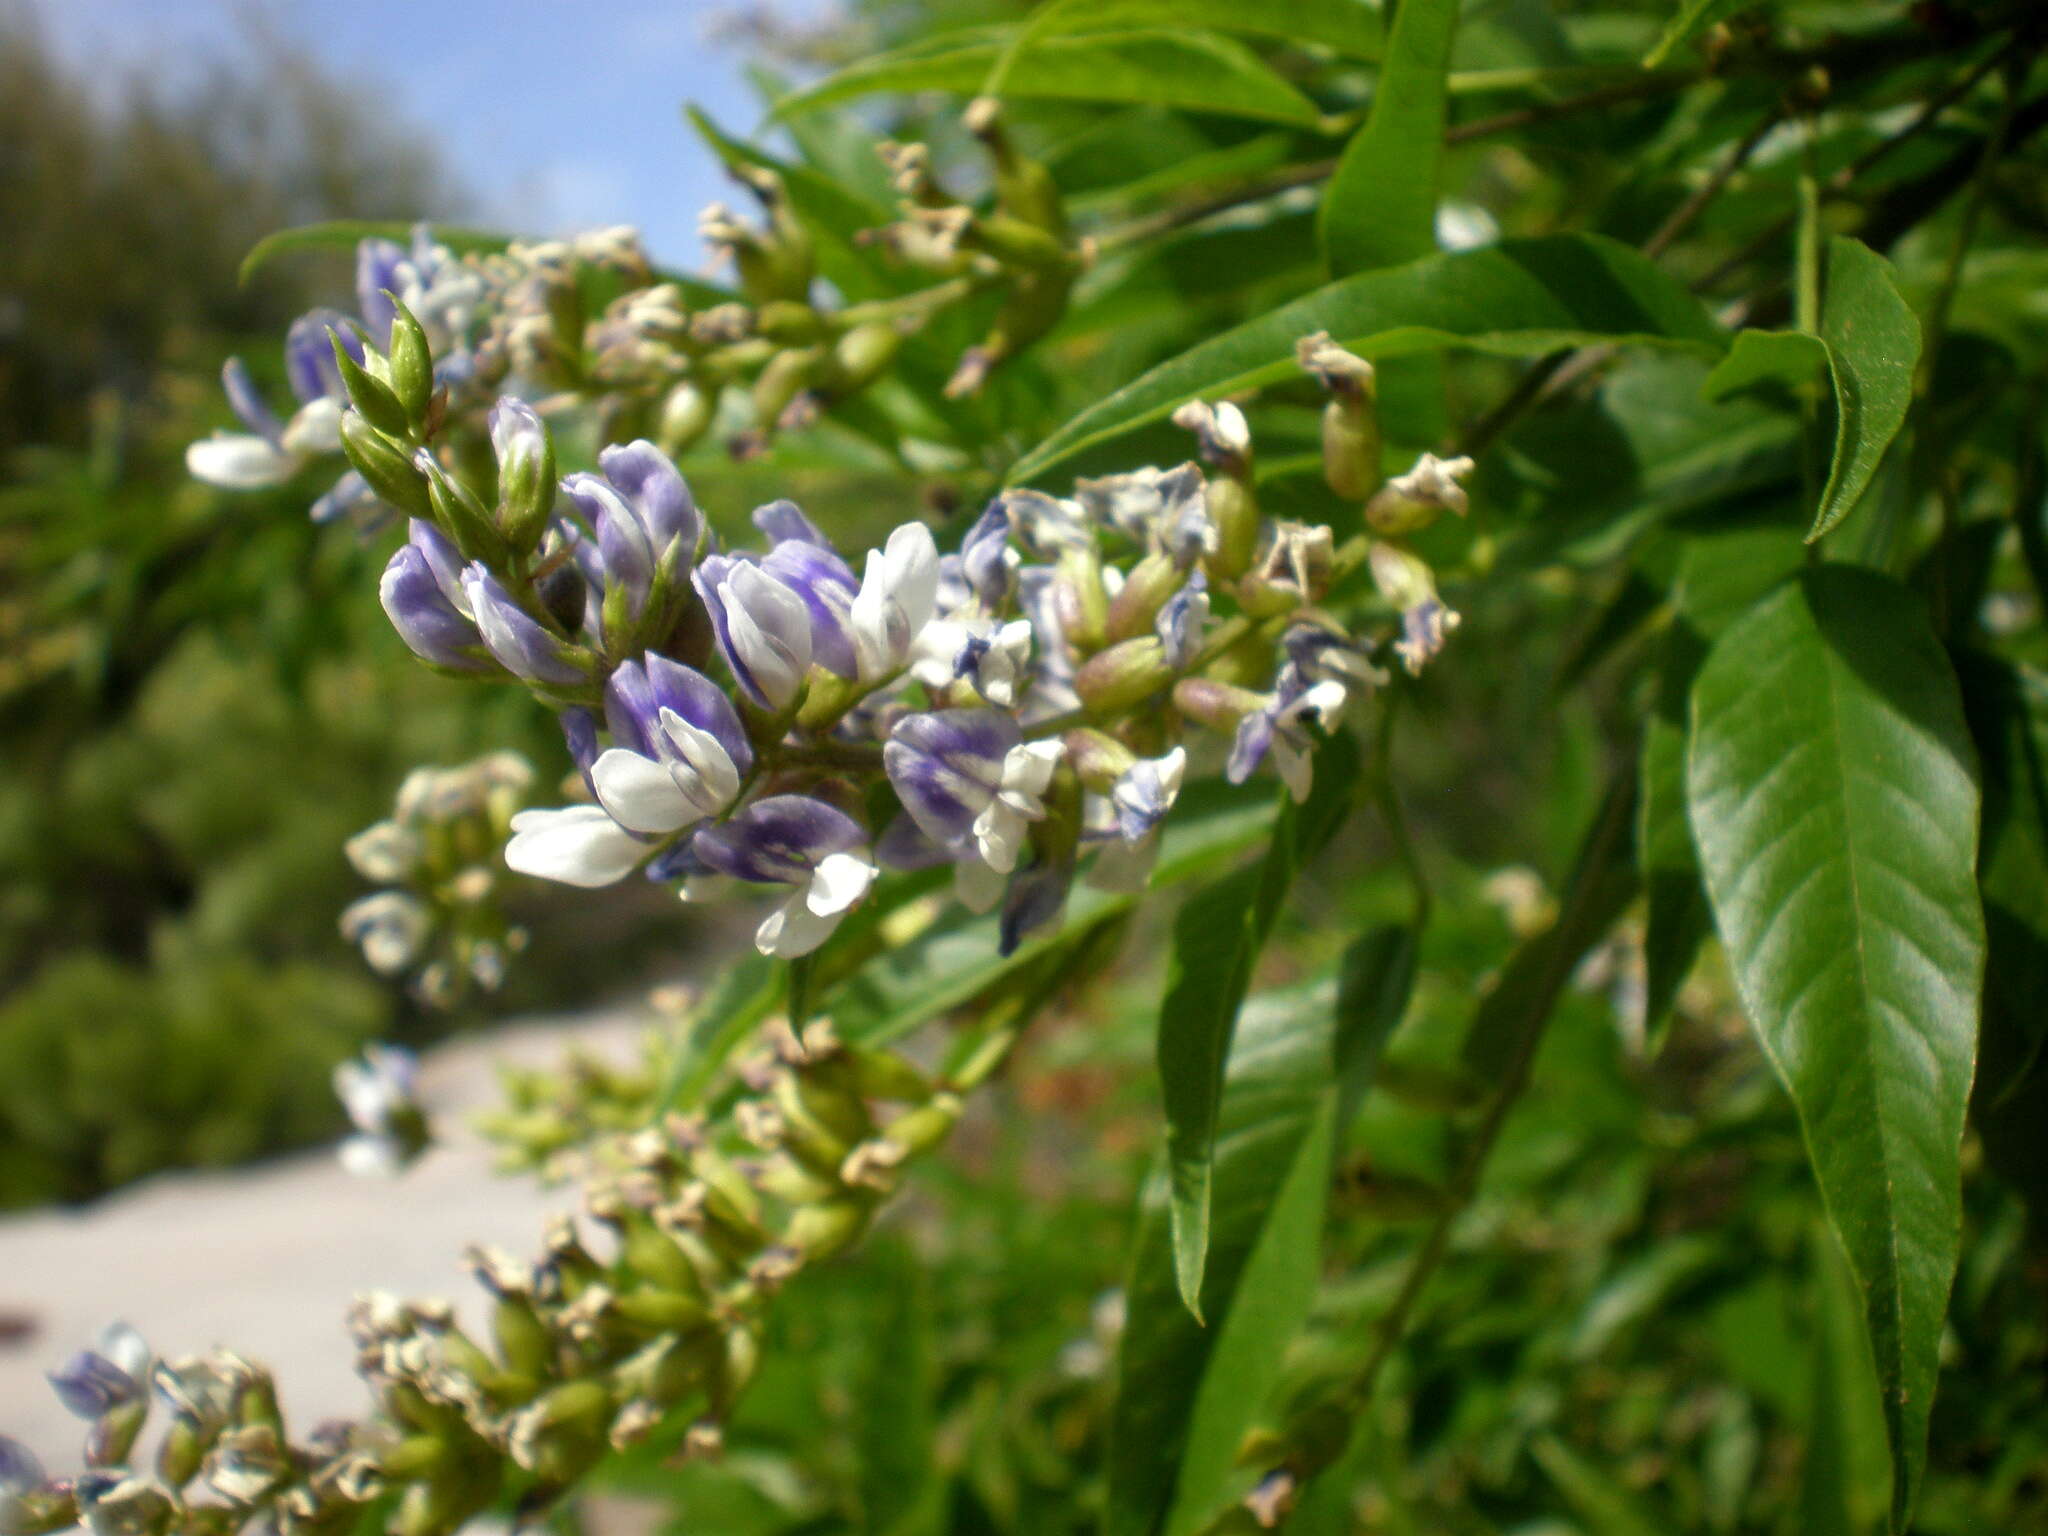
left=805, top=851, right=877, bottom=916
left=756, top=892, right=840, bottom=957
left=954, top=853, right=1006, bottom=913
left=725, top=566, right=810, bottom=708
left=973, top=799, right=1027, bottom=874
left=1155, top=746, right=1188, bottom=800
left=98, top=1323, right=150, bottom=1382
left=1000, top=739, right=1064, bottom=800
left=655, top=707, right=742, bottom=813
left=592, top=749, right=697, bottom=834
left=281, top=396, right=344, bottom=454
left=1271, top=739, right=1314, bottom=804
left=504, top=805, right=644, bottom=887
left=186, top=433, right=300, bottom=488
left=882, top=522, right=941, bottom=635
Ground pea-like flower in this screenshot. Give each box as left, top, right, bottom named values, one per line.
left=461, top=564, right=588, bottom=686
left=379, top=521, right=491, bottom=671
left=694, top=555, right=814, bottom=710
left=47, top=1322, right=151, bottom=1420
left=184, top=313, right=359, bottom=489
left=339, top=891, right=433, bottom=976
left=691, top=796, right=878, bottom=957
left=886, top=710, right=1064, bottom=876
left=1228, top=666, right=1351, bottom=802
left=562, top=440, right=701, bottom=623
left=334, top=1044, right=431, bottom=1178
left=589, top=654, right=752, bottom=835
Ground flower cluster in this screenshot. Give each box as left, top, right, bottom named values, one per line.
left=340, top=753, right=536, bottom=1007
left=0, top=1012, right=975, bottom=1536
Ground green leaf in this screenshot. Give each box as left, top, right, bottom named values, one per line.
left=1160, top=732, right=1359, bottom=1316
left=1009, top=234, right=1724, bottom=484
left=1334, top=923, right=1420, bottom=1131
left=1638, top=523, right=1804, bottom=1038
left=1686, top=566, right=1982, bottom=1529
left=240, top=221, right=512, bottom=286
left=985, top=0, right=1378, bottom=100
left=659, top=951, right=784, bottom=1112
left=1107, top=963, right=1396, bottom=1536
left=1318, top=0, right=1458, bottom=275
left=1809, top=238, right=1922, bottom=542
left=1801, top=1221, right=1895, bottom=1536
left=1701, top=329, right=1829, bottom=403
left=774, top=29, right=1323, bottom=128
left=1643, top=0, right=1766, bottom=69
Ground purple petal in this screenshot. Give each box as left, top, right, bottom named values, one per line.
left=761, top=539, right=859, bottom=678
left=380, top=545, right=486, bottom=670
left=605, top=653, right=754, bottom=776
left=1227, top=709, right=1275, bottom=785
left=600, top=440, right=701, bottom=559
left=221, top=358, right=281, bottom=443
left=561, top=707, right=601, bottom=796
left=999, top=860, right=1069, bottom=956
left=48, top=1351, right=139, bottom=1419
left=355, top=239, right=406, bottom=346
left=691, top=795, right=865, bottom=885
left=750, top=498, right=833, bottom=551
left=285, top=308, right=356, bottom=403
left=960, top=500, right=1015, bottom=607
left=884, top=709, right=1017, bottom=847
left=460, top=565, right=585, bottom=686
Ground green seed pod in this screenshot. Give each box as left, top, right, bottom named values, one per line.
left=84, top=1401, right=147, bottom=1469
left=1204, top=475, right=1260, bottom=584
left=831, top=321, right=904, bottom=395
left=1171, top=677, right=1267, bottom=735
left=840, top=1043, right=933, bottom=1104
left=490, top=1295, right=553, bottom=1381
left=612, top=1288, right=712, bottom=1332
left=881, top=1092, right=961, bottom=1157
left=784, top=1198, right=870, bottom=1261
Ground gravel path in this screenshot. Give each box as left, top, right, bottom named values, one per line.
left=0, top=1009, right=647, bottom=1464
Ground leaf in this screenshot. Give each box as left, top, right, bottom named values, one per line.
left=1160, top=731, right=1359, bottom=1316
left=1686, top=566, right=1982, bottom=1528
left=985, top=0, right=1379, bottom=100
left=1644, top=0, right=1766, bottom=69
left=241, top=221, right=513, bottom=286
left=1107, top=963, right=1397, bottom=1536
left=1809, top=237, right=1922, bottom=542
left=1334, top=923, right=1420, bottom=1132
left=659, top=951, right=784, bottom=1112
left=1801, top=1221, right=1895, bottom=1536
left=1009, top=234, right=1725, bottom=484
left=1701, top=329, right=1829, bottom=403
left=774, top=29, right=1323, bottom=128
left=1638, top=523, right=1804, bottom=1038
left=1319, top=0, right=1458, bottom=275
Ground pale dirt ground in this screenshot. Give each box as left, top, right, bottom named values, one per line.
left=0, top=1008, right=649, bottom=1465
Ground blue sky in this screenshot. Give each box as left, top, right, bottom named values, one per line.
left=36, top=0, right=832, bottom=267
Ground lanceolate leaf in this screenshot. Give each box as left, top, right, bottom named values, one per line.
left=984, top=0, right=1379, bottom=98
left=1108, top=960, right=1399, bottom=1536
left=1009, top=235, right=1724, bottom=484
left=659, top=951, right=785, bottom=1111
left=1700, top=328, right=1828, bottom=403
left=1809, top=237, right=1922, bottom=542
left=1687, top=566, right=1982, bottom=1528
left=1638, top=523, right=1803, bottom=1038
left=1319, top=0, right=1458, bottom=275
left=1159, top=732, right=1359, bottom=1316
left=774, top=29, right=1323, bottom=127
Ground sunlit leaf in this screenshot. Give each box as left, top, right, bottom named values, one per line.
left=1809, top=237, right=1922, bottom=541
left=1160, top=731, right=1359, bottom=1315
left=1319, top=0, right=1457, bottom=275
left=1011, top=235, right=1724, bottom=484
left=1687, top=566, right=1981, bottom=1528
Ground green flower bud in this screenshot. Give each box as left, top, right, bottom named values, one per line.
left=85, top=1401, right=147, bottom=1469
left=831, top=321, right=905, bottom=395
left=657, top=380, right=716, bottom=457
left=1062, top=727, right=1140, bottom=791
left=881, top=1092, right=961, bottom=1157
left=1171, top=677, right=1267, bottom=735
left=338, top=411, right=432, bottom=520
left=157, top=1415, right=208, bottom=1489
left=1297, top=332, right=1381, bottom=504
left=385, top=295, right=435, bottom=428
left=418, top=453, right=509, bottom=568
left=487, top=399, right=555, bottom=556
left=612, top=1289, right=712, bottom=1332
left=330, top=332, right=411, bottom=440
left=1104, top=550, right=1185, bottom=643
left=841, top=1044, right=933, bottom=1103
left=784, top=1199, right=870, bottom=1261
left=1075, top=636, right=1171, bottom=716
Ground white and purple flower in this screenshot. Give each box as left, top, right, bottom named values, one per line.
left=691, top=796, right=878, bottom=957
left=885, top=709, right=1064, bottom=877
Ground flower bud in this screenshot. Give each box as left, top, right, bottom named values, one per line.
left=831, top=321, right=905, bottom=395
left=657, top=380, right=715, bottom=457
left=338, top=411, right=432, bottom=520
left=1062, top=728, right=1138, bottom=791
left=1171, top=678, right=1267, bottom=735
left=488, top=399, right=555, bottom=555
left=1364, top=453, right=1473, bottom=535
left=1104, top=551, right=1183, bottom=644
left=1075, top=636, right=1170, bottom=716
left=384, top=296, right=434, bottom=428
left=329, top=332, right=411, bottom=440
left=784, top=1199, right=869, bottom=1261
left=1298, top=331, right=1381, bottom=503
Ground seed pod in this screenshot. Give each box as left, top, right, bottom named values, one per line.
left=1075, top=637, right=1171, bottom=716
